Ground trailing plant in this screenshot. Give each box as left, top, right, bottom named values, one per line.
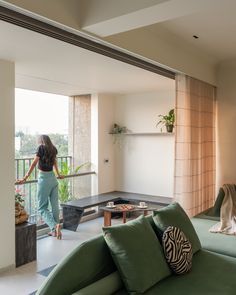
left=111, top=123, right=127, bottom=134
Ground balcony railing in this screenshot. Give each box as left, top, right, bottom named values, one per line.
left=15, top=156, right=95, bottom=225
left=15, top=156, right=72, bottom=181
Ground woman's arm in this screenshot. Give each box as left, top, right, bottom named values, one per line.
left=16, top=156, right=39, bottom=184
left=54, top=160, right=64, bottom=179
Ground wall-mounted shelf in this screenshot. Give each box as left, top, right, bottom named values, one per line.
left=109, top=132, right=174, bottom=136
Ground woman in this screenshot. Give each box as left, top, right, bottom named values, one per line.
left=18, top=135, right=64, bottom=239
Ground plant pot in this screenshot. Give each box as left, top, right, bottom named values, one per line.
left=166, top=124, right=174, bottom=133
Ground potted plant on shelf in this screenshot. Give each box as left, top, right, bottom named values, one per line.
left=156, top=109, right=175, bottom=133
left=110, top=123, right=127, bottom=134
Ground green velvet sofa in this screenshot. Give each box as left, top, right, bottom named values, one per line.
left=37, top=209, right=236, bottom=295
left=192, top=187, right=236, bottom=258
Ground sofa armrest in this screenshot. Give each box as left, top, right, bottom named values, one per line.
left=36, top=235, right=116, bottom=295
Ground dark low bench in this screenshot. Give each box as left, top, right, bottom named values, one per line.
left=61, top=191, right=172, bottom=231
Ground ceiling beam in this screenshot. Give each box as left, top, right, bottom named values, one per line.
left=82, top=0, right=221, bottom=37
left=0, top=5, right=175, bottom=79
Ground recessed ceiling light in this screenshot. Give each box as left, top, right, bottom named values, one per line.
left=193, top=35, right=199, bottom=39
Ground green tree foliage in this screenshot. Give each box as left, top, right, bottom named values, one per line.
left=15, top=132, right=68, bottom=158
left=49, top=134, right=68, bottom=156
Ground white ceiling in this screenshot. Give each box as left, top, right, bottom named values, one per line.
left=0, top=20, right=174, bottom=96
left=148, top=0, right=236, bottom=64
left=2, top=0, right=236, bottom=71
left=78, top=0, right=236, bottom=66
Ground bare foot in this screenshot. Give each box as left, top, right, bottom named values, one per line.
left=55, top=224, right=62, bottom=240
left=48, top=231, right=56, bottom=237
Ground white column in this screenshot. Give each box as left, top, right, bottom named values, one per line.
left=0, top=60, right=15, bottom=271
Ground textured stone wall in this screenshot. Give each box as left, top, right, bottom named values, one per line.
left=69, top=95, right=91, bottom=198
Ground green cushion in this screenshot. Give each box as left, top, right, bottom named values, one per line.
left=145, top=214, right=163, bottom=243
left=192, top=217, right=236, bottom=258
left=208, top=187, right=225, bottom=217
left=113, top=250, right=236, bottom=295
left=71, top=271, right=123, bottom=295
left=105, top=250, right=236, bottom=295
left=152, top=202, right=201, bottom=254
left=204, top=186, right=236, bottom=218
left=144, top=250, right=236, bottom=295
left=194, top=209, right=220, bottom=221
left=103, top=215, right=171, bottom=294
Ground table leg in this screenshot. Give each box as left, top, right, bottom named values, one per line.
left=104, top=211, right=112, bottom=226
left=123, top=211, right=127, bottom=223
left=144, top=210, right=148, bottom=216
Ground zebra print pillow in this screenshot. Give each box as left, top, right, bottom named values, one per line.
left=162, top=226, right=193, bottom=274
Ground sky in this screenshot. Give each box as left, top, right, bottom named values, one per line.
left=15, top=88, right=68, bottom=135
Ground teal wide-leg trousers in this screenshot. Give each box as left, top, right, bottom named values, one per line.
left=37, top=171, right=59, bottom=231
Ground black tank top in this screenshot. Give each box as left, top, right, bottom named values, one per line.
left=36, top=145, right=57, bottom=171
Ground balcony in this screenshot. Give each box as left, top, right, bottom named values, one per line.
left=15, top=156, right=94, bottom=225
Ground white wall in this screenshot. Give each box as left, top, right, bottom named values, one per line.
left=91, top=84, right=175, bottom=198
left=98, top=94, right=116, bottom=193
left=91, top=94, right=116, bottom=194
left=114, top=89, right=175, bottom=197
left=91, top=94, right=99, bottom=195
left=216, top=62, right=236, bottom=189
left=0, top=60, right=15, bottom=271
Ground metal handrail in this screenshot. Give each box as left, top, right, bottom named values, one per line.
left=15, top=155, right=73, bottom=181
left=15, top=155, right=72, bottom=161
left=14, top=156, right=94, bottom=225
left=16, top=171, right=96, bottom=184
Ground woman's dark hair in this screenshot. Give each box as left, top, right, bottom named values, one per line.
left=38, top=135, right=57, bottom=166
